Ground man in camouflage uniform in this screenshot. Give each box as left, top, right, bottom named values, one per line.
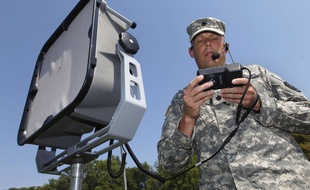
left=157, top=17, right=310, bottom=189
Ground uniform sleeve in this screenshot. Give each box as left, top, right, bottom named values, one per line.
left=252, top=65, right=310, bottom=134
left=157, top=91, right=195, bottom=173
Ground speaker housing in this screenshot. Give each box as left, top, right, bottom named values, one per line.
left=17, top=0, right=146, bottom=154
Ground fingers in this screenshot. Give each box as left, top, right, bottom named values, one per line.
left=183, top=75, right=215, bottom=119
left=185, top=75, right=212, bottom=92
left=222, top=91, right=255, bottom=106
left=185, top=76, right=214, bottom=99
left=183, top=76, right=260, bottom=115
left=221, top=78, right=258, bottom=108
left=231, top=78, right=249, bottom=86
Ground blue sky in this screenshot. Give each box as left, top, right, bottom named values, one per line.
left=1, top=0, right=310, bottom=189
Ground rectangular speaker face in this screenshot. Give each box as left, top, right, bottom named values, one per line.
left=18, top=0, right=132, bottom=149
left=18, top=0, right=95, bottom=148
left=31, top=1, right=93, bottom=135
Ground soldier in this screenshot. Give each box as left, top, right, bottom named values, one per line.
left=157, top=17, right=310, bottom=189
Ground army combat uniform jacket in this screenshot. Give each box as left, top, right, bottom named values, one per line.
left=158, top=64, right=310, bottom=189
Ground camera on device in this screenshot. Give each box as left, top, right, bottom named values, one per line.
left=197, top=63, right=243, bottom=90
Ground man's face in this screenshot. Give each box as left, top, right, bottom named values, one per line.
left=189, top=32, right=226, bottom=69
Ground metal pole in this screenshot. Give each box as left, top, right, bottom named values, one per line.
left=70, top=158, right=85, bottom=190
left=121, top=147, right=127, bottom=190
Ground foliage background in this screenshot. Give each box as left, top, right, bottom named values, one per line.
left=8, top=139, right=310, bottom=190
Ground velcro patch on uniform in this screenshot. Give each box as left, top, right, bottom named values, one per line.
left=284, top=81, right=301, bottom=92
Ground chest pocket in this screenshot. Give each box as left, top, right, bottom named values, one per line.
left=195, top=104, right=216, bottom=136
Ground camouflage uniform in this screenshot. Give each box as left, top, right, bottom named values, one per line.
left=158, top=64, right=310, bottom=189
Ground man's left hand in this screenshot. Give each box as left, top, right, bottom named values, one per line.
left=220, top=78, right=261, bottom=111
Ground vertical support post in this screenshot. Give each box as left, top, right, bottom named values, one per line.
left=70, top=158, right=85, bottom=190
left=121, top=147, right=127, bottom=190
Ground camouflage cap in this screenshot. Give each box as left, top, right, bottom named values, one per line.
left=186, top=17, right=226, bottom=41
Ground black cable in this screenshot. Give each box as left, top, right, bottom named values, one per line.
left=163, top=123, right=240, bottom=181
left=107, top=65, right=259, bottom=183
left=107, top=139, right=127, bottom=178
left=124, top=143, right=166, bottom=183
left=235, top=67, right=259, bottom=125
left=165, top=68, right=256, bottom=180
left=228, top=50, right=235, bottom=64
left=123, top=122, right=239, bottom=183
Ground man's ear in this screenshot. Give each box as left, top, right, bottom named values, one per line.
left=188, top=46, right=195, bottom=58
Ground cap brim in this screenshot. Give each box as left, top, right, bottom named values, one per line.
left=190, top=28, right=224, bottom=41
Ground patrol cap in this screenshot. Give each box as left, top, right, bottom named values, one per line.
left=187, top=17, right=226, bottom=41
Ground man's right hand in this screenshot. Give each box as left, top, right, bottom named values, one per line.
left=178, top=75, right=214, bottom=137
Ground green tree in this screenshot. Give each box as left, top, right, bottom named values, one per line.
left=8, top=154, right=199, bottom=190
left=126, top=162, right=155, bottom=189
left=82, top=156, right=124, bottom=190
left=293, top=134, right=310, bottom=160
left=154, top=154, right=199, bottom=190
left=9, top=139, right=310, bottom=190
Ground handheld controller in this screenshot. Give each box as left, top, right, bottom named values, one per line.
left=197, top=63, right=243, bottom=90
